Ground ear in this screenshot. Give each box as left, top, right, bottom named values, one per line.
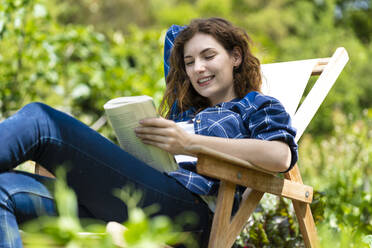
left=231, top=46, right=242, bottom=67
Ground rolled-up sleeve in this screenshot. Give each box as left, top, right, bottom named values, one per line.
left=246, top=94, right=298, bottom=171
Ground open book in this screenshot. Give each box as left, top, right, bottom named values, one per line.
left=103, top=95, right=178, bottom=172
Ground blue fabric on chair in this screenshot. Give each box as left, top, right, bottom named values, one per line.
left=163, top=25, right=186, bottom=79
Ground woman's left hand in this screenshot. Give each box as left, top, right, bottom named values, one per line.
left=134, top=117, right=193, bottom=155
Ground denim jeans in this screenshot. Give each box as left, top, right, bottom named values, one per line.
left=0, top=102, right=212, bottom=248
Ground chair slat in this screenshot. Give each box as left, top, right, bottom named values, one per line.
left=292, top=47, right=349, bottom=141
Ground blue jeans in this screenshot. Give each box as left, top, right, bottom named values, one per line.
left=0, top=102, right=212, bottom=247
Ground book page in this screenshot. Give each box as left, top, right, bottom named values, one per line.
left=104, top=96, right=178, bottom=172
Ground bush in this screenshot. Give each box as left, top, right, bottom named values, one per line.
left=0, top=0, right=165, bottom=127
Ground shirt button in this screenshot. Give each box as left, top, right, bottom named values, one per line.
left=196, top=119, right=201, bottom=124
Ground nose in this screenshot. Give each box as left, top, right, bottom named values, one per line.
left=194, top=58, right=206, bottom=73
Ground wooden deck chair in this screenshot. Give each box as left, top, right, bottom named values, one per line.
left=33, top=47, right=349, bottom=247
left=185, top=47, right=349, bottom=248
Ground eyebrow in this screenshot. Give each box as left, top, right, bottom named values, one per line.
left=184, top=48, right=214, bottom=59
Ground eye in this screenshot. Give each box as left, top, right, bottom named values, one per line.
left=185, top=60, right=194, bottom=66
left=205, top=54, right=216, bottom=60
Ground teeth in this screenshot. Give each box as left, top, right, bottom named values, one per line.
left=199, top=76, right=213, bottom=83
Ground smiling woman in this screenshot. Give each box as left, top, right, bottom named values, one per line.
left=161, top=18, right=262, bottom=116
left=183, top=33, right=240, bottom=106
left=0, top=17, right=297, bottom=248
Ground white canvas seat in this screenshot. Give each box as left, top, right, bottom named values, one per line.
left=262, top=47, right=348, bottom=140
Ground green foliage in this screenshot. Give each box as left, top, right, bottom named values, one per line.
left=115, top=186, right=197, bottom=247
left=317, top=224, right=370, bottom=248
left=335, top=0, right=372, bottom=44
left=31, top=0, right=372, bottom=136
left=0, top=0, right=166, bottom=136
left=2, top=0, right=371, bottom=136
left=224, top=0, right=371, bottom=135
left=363, top=235, right=372, bottom=247
left=234, top=194, right=303, bottom=248
left=300, top=110, right=372, bottom=234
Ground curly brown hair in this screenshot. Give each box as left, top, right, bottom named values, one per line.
left=160, top=17, right=262, bottom=118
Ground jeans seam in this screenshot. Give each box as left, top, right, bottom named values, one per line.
left=9, top=191, right=54, bottom=201
left=4, top=208, right=12, bottom=247
left=0, top=192, right=54, bottom=247
left=0, top=192, right=53, bottom=214
left=0, top=196, right=16, bottom=247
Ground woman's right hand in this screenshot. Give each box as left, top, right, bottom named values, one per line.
left=134, top=117, right=195, bottom=155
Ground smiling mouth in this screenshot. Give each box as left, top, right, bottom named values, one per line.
left=198, top=76, right=214, bottom=86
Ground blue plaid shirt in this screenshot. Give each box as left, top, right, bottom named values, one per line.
left=164, top=25, right=298, bottom=195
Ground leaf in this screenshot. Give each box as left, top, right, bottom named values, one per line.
left=363, top=235, right=372, bottom=247
left=33, top=4, right=47, bottom=18
left=0, top=19, right=4, bottom=33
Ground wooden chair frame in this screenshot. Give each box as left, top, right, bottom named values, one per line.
left=186, top=47, right=349, bottom=248
left=34, top=47, right=349, bottom=248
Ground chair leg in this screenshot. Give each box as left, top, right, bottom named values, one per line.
left=292, top=200, right=319, bottom=248
left=225, top=189, right=264, bottom=248
left=208, top=183, right=264, bottom=248
left=285, top=164, right=319, bottom=248
left=208, top=181, right=236, bottom=248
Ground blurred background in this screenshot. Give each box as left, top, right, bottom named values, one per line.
left=0, top=0, right=371, bottom=247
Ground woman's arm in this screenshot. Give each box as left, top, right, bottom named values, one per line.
left=188, top=135, right=291, bottom=172
left=135, top=117, right=291, bottom=172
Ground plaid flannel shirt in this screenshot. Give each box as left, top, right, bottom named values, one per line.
left=164, top=25, right=298, bottom=195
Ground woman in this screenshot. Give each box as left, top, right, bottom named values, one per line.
left=0, top=17, right=297, bottom=247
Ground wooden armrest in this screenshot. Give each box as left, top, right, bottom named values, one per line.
left=186, top=145, right=313, bottom=203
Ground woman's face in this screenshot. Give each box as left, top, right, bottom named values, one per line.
left=183, top=32, right=241, bottom=106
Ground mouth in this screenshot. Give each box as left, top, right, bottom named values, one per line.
left=197, top=75, right=214, bottom=86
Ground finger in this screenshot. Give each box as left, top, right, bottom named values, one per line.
left=141, top=139, right=172, bottom=153
left=134, top=126, right=169, bottom=136
left=136, top=132, right=170, bottom=143
left=135, top=125, right=180, bottom=137
left=139, top=117, right=174, bottom=128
